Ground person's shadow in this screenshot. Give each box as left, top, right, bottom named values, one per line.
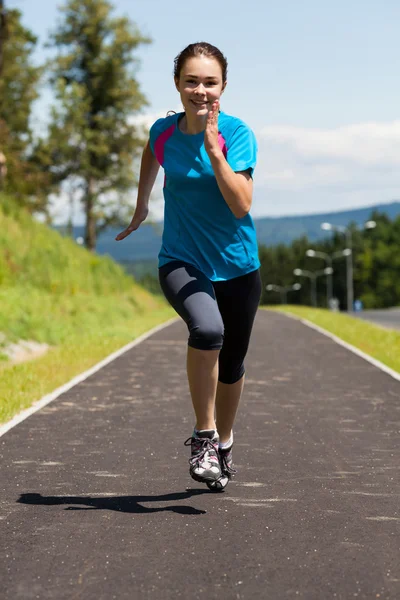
left=18, top=489, right=211, bottom=515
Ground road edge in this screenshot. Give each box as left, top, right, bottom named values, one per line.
left=276, top=310, right=400, bottom=383
left=0, top=318, right=178, bottom=439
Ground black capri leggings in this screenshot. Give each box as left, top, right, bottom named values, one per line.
left=158, top=261, right=262, bottom=384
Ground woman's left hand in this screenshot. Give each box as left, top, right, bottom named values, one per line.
left=204, top=100, right=222, bottom=158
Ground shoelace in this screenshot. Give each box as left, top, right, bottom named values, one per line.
left=219, top=449, right=237, bottom=475
left=184, top=437, right=217, bottom=466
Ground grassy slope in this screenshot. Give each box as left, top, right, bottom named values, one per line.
left=0, top=201, right=174, bottom=424
left=266, top=305, right=400, bottom=374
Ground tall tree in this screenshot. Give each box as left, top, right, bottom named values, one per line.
left=0, top=6, right=46, bottom=207
left=45, top=0, right=151, bottom=250
left=0, top=0, right=8, bottom=77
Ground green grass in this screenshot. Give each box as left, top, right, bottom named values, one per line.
left=0, top=198, right=175, bottom=424
left=0, top=300, right=174, bottom=424
left=265, top=305, right=400, bottom=374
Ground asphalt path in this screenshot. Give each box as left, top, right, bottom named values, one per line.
left=352, top=308, right=400, bottom=331
left=1, top=310, right=400, bottom=600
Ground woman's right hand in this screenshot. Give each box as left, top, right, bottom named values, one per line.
left=115, top=207, right=149, bottom=241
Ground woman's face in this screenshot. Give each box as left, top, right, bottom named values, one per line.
left=175, top=55, right=226, bottom=117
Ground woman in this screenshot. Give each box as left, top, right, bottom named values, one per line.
left=116, top=42, right=262, bottom=491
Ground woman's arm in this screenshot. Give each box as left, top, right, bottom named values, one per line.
left=208, top=153, right=253, bottom=219
left=115, top=140, right=160, bottom=240
left=204, top=101, right=253, bottom=220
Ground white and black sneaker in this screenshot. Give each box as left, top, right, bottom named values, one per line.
left=184, top=429, right=221, bottom=484
left=207, top=444, right=236, bottom=492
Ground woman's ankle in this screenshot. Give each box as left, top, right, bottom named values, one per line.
left=218, top=432, right=233, bottom=447
left=194, top=424, right=217, bottom=435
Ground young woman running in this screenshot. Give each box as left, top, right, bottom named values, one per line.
left=116, top=42, right=262, bottom=491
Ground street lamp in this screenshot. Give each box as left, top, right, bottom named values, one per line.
left=306, top=248, right=352, bottom=308
left=293, top=268, right=333, bottom=307
left=266, top=283, right=301, bottom=304
left=321, top=220, right=376, bottom=311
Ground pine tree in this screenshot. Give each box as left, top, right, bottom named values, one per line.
left=0, top=5, right=47, bottom=209
left=44, top=0, right=151, bottom=250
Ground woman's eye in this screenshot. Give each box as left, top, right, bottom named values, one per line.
left=185, top=79, right=217, bottom=86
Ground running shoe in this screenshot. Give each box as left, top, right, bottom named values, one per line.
left=184, top=429, right=221, bottom=483
left=207, top=444, right=236, bottom=492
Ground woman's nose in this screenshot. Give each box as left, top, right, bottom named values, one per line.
left=194, top=83, right=206, bottom=95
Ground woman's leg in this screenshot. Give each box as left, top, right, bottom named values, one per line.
left=187, top=346, right=220, bottom=431
left=215, top=376, right=245, bottom=444
left=158, top=261, right=224, bottom=431
left=214, top=269, right=262, bottom=443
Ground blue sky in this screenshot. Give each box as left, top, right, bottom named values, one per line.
left=9, top=0, right=400, bottom=221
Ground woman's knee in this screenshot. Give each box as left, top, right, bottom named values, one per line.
left=188, top=321, right=224, bottom=351
left=218, top=358, right=245, bottom=384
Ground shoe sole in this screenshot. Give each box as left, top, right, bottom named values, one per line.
left=189, top=470, right=221, bottom=484
left=206, top=475, right=230, bottom=492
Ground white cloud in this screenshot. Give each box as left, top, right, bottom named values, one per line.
left=258, top=121, right=400, bottom=165
left=252, top=120, right=400, bottom=217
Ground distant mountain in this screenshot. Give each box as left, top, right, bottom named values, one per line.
left=57, top=201, right=400, bottom=266
left=254, top=201, right=400, bottom=246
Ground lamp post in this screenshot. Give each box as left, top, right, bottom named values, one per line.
left=321, top=220, right=376, bottom=311
left=265, top=283, right=301, bottom=304
left=306, top=248, right=352, bottom=308
left=293, top=268, right=333, bottom=307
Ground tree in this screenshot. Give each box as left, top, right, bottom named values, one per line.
left=259, top=209, right=400, bottom=310
left=355, top=212, right=400, bottom=308
left=0, top=0, right=8, bottom=77
left=44, top=0, right=151, bottom=250
left=0, top=5, right=47, bottom=207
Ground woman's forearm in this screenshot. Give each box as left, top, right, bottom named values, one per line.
left=135, top=140, right=160, bottom=215
left=208, top=149, right=253, bottom=219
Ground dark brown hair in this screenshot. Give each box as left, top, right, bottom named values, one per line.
left=174, top=42, right=228, bottom=83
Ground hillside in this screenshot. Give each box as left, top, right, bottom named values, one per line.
left=254, top=201, right=400, bottom=246
left=0, top=199, right=173, bottom=423
left=57, top=201, right=400, bottom=267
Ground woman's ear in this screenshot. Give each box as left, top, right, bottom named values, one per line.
left=221, top=81, right=227, bottom=95
left=174, top=77, right=180, bottom=92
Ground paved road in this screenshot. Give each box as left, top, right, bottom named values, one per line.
left=352, top=308, right=400, bottom=331
left=1, top=310, right=400, bottom=600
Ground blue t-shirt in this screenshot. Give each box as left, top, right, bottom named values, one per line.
left=149, top=111, right=260, bottom=281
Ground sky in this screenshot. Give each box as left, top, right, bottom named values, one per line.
left=9, top=0, right=400, bottom=223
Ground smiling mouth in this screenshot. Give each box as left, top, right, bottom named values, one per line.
left=190, top=100, right=208, bottom=107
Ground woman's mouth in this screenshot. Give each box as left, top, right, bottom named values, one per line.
left=190, top=99, right=208, bottom=108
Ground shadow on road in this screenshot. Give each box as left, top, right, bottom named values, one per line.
left=17, top=490, right=209, bottom=515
